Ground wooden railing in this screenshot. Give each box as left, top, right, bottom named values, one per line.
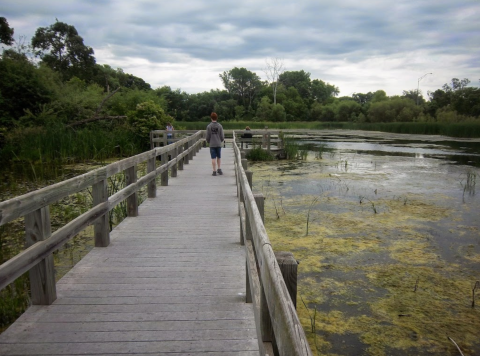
left=233, top=133, right=312, bottom=356
left=151, top=129, right=283, bottom=152
left=0, top=131, right=204, bottom=304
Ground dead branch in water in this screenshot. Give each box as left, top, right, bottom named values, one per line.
left=414, top=277, right=419, bottom=292
left=447, top=336, right=465, bottom=356
left=472, top=280, right=480, bottom=308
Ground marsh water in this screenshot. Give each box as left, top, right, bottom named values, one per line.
left=250, top=130, right=480, bottom=356
left=1, top=130, right=479, bottom=354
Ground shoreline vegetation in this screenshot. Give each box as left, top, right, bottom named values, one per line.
left=1, top=122, right=479, bottom=172
left=181, top=121, right=480, bottom=138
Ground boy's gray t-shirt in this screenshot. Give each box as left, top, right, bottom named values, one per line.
left=206, top=122, right=225, bottom=147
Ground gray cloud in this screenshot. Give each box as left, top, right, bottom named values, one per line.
left=2, top=0, right=479, bottom=95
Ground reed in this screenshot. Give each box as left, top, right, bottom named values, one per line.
left=1, top=124, right=142, bottom=166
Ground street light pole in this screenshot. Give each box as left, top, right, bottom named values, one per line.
left=416, top=72, right=432, bottom=105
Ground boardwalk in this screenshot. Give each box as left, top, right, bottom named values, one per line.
left=0, top=148, right=260, bottom=356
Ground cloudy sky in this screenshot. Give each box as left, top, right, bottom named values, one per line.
left=2, top=0, right=479, bottom=97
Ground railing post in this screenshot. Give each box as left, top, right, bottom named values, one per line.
left=246, top=193, right=265, bottom=304
left=188, top=139, right=194, bottom=161
left=161, top=149, right=169, bottom=186
left=147, top=155, right=156, bottom=198
left=275, top=251, right=298, bottom=308
left=184, top=141, right=190, bottom=165
left=93, top=179, right=110, bottom=247
left=178, top=144, right=184, bottom=171
left=163, top=131, right=167, bottom=147
left=245, top=170, right=254, bottom=242
left=25, top=206, right=56, bottom=305
left=125, top=166, right=138, bottom=217
left=171, top=145, right=178, bottom=178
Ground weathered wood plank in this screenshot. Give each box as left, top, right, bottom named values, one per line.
left=0, top=148, right=260, bottom=356
left=0, top=339, right=259, bottom=355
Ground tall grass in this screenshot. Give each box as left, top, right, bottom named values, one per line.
left=0, top=123, right=142, bottom=165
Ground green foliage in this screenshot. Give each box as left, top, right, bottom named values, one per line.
left=128, top=100, right=172, bottom=149
left=368, top=97, right=422, bottom=123
left=0, top=17, right=14, bottom=45
left=0, top=54, right=53, bottom=127
left=219, top=67, right=262, bottom=109
left=246, top=147, right=274, bottom=161
left=31, top=20, right=96, bottom=82
left=256, top=96, right=272, bottom=121
left=271, top=103, right=286, bottom=122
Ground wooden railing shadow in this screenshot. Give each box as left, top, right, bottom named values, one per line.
left=0, top=131, right=204, bottom=305
left=233, top=133, right=312, bottom=356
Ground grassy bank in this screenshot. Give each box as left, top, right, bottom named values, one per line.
left=180, top=121, right=480, bottom=138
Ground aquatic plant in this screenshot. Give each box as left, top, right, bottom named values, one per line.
left=279, top=131, right=300, bottom=159
left=300, top=149, right=309, bottom=160
left=306, top=196, right=320, bottom=236
left=245, top=147, right=274, bottom=161
left=300, top=295, right=320, bottom=355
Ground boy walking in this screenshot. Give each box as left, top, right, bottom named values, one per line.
left=206, top=112, right=225, bottom=176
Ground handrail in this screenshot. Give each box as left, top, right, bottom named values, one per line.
left=0, top=131, right=204, bottom=299
left=233, top=132, right=312, bottom=356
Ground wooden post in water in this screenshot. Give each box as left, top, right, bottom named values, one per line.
left=275, top=251, right=298, bottom=308
left=125, top=166, right=138, bottom=217
left=24, top=206, right=56, bottom=305
left=93, top=178, right=110, bottom=246
left=147, top=155, right=156, bottom=198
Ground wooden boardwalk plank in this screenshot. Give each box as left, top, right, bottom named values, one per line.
left=0, top=148, right=260, bottom=356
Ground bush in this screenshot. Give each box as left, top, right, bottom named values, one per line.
left=246, top=147, right=274, bottom=161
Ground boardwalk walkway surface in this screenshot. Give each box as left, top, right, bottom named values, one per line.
left=0, top=148, right=260, bottom=356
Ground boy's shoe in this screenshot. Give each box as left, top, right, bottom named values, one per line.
left=212, top=171, right=217, bottom=176
left=217, top=169, right=223, bottom=175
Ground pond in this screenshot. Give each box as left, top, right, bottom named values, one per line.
left=249, top=130, right=480, bottom=356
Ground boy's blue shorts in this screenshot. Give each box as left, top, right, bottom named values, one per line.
left=210, top=147, right=222, bottom=159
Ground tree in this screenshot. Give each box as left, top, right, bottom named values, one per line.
left=311, top=79, right=339, bottom=104
left=31, top=20, right=96, bottom=81
left=443, top=78, right=470, bottom=92
left=264, top=58, right=284, bottom=105
left=352, top=92, right=374, bottom=105
left=368, top=97, right=421, bottom=123
left=278, top=70, right=311, bottom=99
left=219, top=67, right=263, bottom=109
left=256, top=96, right=272, bottom=121
left=271, top=104, right=286, bottom=122
left=335, top=100, right=361, bottom=122
left=0, top=54, right=52, bottom=127
left=0, top=17, right=14, bottom=46
left=128, top=100, right=172, bottom=149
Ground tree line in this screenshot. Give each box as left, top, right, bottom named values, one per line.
left=1, top=18, right=480, bottom=162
